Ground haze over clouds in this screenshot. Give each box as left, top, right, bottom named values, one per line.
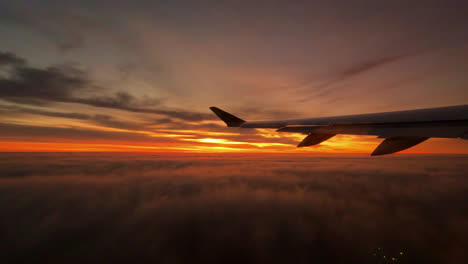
left=0, top=0, right=467, bottom=153
left=1, top=153, right=468, bottom=263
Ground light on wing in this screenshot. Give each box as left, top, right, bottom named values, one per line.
left=297, top=133, right=335, bottom=148
left=371, top=137, right=429, bottom=156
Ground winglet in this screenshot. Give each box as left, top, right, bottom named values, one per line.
left=209, top=107, right=246, bottom=127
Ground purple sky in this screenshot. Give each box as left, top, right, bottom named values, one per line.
left=0, top=0, right=467, bottom=152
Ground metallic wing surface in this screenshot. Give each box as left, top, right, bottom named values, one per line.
left=209, top=105, right=468, bottom=156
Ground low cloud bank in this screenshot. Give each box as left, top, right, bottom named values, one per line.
left=1, top=153, right=467, bottom=263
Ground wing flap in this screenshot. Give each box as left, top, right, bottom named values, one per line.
left=371, top=137, right=429, bottom=156
left=297, top=133, right=335, bottom=147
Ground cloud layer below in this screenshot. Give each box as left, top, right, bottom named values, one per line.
left=1, top=153, right=467, bottom=263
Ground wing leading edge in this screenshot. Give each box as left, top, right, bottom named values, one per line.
left=210, top=105, right=468, bottom=156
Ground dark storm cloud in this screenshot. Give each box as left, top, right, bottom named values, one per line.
left=0, top=51, right=213, bottom=121
left=0, top=154, right=467, bottom=263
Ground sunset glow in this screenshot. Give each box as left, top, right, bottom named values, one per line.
left=1, top=107, right=466, bottom=154
left=2, top=2, right=468, bottom=263
left=0, top=1, right=467, bottom=154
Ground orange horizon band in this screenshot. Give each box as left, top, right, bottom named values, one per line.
left=0, top=140, right=465, bottom=154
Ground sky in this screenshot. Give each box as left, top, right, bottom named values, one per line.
left=0, top=0, right=467, bottom=153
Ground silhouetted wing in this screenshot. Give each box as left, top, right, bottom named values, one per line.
left=276, top=121, right=468, bottom=139
left=277, top=121, right=467, bottom=155
left=210, top=105, right=468, bottom=155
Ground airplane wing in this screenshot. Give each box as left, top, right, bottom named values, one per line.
left=210, top=105, right=468, bottom=156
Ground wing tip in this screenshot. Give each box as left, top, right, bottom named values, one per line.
left=209, top=106, right=245, bottom=127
